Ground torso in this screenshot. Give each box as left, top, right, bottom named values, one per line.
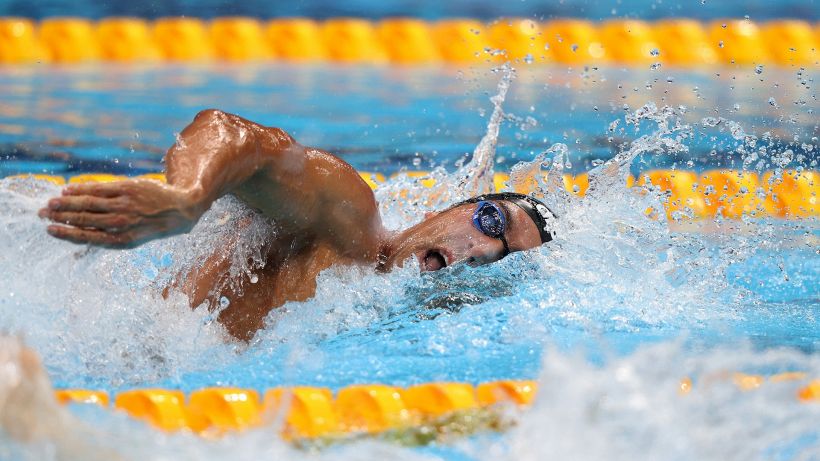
left=178, top=231, right=352, bottom=342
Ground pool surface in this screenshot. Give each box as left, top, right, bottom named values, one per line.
left=0, top=59, right=819, bottom=461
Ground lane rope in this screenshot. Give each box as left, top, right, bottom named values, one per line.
left=0, top=17, right=816, bottom=65
left=5, top=169, right=818, bottom=219
left=53, top=375, right=819, bottom=438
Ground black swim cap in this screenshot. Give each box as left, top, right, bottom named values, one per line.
left=452, top=192, right=556, bottom=244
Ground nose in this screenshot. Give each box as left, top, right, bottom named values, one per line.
left=466, top=240, right=505, bottom=266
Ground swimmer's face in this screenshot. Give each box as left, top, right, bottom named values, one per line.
left=386, top=200, right=543, bottom=272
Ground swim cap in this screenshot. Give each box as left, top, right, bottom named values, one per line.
left=452, top=192, right=556, bottom=244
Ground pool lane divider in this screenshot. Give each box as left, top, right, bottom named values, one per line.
left=53, top=376, right=819, bottom=438
left=0, top=17, right=817, bottom=66
left=5, top=169, right=818, bottom=220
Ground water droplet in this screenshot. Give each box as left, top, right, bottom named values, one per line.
left=768, top=97, right=778, bottom=107
left=650, top=48, right=660, bottom=57
left=250, top=275, right=258, bottom=284
left=666, top=76, right=675, bottom=83
left=523, top=53, right=534, bottom=64
left=718, top=41, right=724, bottom=48
left=570, top=44, right=579, bottom=52
left=754, top=64, right=764, bottom=74
left=219, top=296, right=230, bottom=309
left=650, top=62, right=662, bottom=70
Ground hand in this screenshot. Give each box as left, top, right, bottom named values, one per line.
left=38, top=179, right=206, bottom=248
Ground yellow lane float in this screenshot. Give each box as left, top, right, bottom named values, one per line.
left=55, top=389, right=109, bottom=406
left=696, top=170, right=760, bottom=219
left=432, top=19, right=490, bottom=63
left=653, top=19, right=718, bottom=66
left=476, top=380, right=537, bottom=405
left=761, top=20, right=817, bottom=66
left=709, top=19, right=770, bottom=65
left=542, top=19, right=606, bottom=64
left=401, top=382, right=478, bottom=419
left=377, top=18, right=440, bottom=64
left=761, top=170, right=818, bottom=218
left=321, top=18, right=387, bottom=63
left=0, top=17, right=816, bottom=65
left=0, top=17, right=41, bottom=63
left=97, top=17, right=157, bottom=61
left=264, top=387, right=338, bottom=438
left=4, top=169, right=818, bottom=220
left=186, top=387, right=261, bottom=433
left=53, top=374, right=817, bottom=437
left=153, top=17, right=211, bottom=61
left=39, top=17, right=99, bottom=62
left=335, top=384, right=409, bottom=433
left=487, top=18, right=550, bottom=62
left=599, top=19, right=659, bottom=64
left=265, top=18, right=326, bottom=60
left=114, top=389, right=189, bottom=431
left=210, top=17, right=269, bottom=61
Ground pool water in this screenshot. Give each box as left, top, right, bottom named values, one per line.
left=0, top=63, right=818, bottom=460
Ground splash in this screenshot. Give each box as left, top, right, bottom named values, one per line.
left=494, top=342, right=820, bottom=461
left=0, top=180, right=276, bottom=388
left=376, top=64, right=515, bottom=228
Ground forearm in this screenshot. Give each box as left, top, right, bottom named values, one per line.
left=164, top=109, right=293, bottom=212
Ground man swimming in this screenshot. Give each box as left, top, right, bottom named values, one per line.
left=39, top=110, right=555, bottom=341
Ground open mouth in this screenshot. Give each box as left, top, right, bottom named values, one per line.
left=422, top=249, right=448, bottom=272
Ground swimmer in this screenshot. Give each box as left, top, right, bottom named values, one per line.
left=39, top=110, right=555, bottom=341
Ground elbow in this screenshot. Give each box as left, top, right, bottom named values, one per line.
left=193, top=108, right=228, bottom=123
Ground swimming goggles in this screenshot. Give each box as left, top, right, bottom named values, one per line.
left=456, top=192, right=556, bottom=245
left=472, top=201, right=510, bottom=257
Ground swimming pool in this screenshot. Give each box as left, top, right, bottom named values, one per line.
left=1, top=37, right=819, bottom=461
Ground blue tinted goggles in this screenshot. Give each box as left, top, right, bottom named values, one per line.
left=472, top=201, right=510, bottom=257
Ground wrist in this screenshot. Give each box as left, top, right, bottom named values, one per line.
left=177, top=185, right=210, bottom=220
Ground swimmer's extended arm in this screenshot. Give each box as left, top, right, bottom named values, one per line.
left=40, top=109, right=382, bottom=259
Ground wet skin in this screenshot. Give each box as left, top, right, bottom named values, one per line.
left=39, top=110, right=543, bottom=341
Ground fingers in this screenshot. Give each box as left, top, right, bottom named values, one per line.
left=47, top=225, right=135, bottom=248
left=62, top=182, right=128, bottom=198
left=44, top=195, right=124, bottom=213
left=38, top=209, right=136, bottom=230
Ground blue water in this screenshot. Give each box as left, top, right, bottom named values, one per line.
left=0, top=63, right=818, bottom=460
left=1, top=0, right=817, bottom=21
left=0, top=65, right=815, bottom=178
